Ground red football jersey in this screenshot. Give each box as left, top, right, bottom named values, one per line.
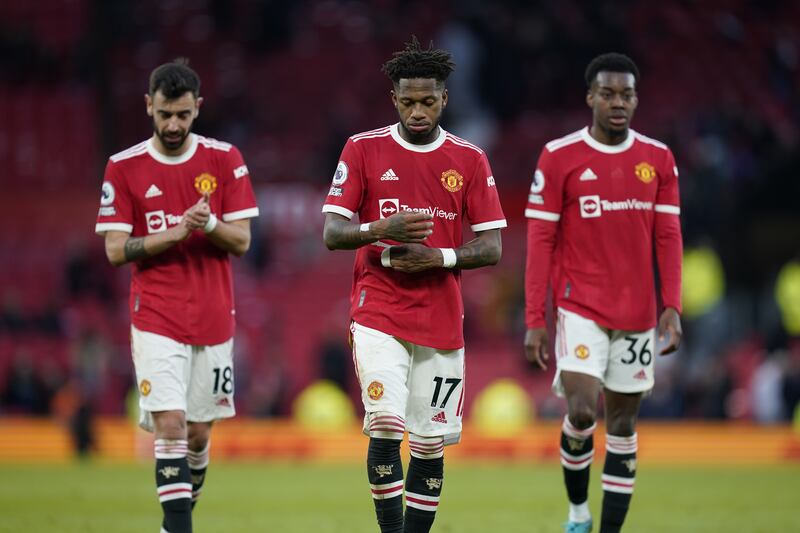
left=323, top=124, right=507, bottom=350
left=525, top=127, right=682, bottom=331
left=95, top=134, right=259, bottom=345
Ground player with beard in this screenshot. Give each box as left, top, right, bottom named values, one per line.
left=523, top=53, right=683, bottom=532
left=95, top=59, right=258, bottom=533
left=322, top=37, right=506, bottom=533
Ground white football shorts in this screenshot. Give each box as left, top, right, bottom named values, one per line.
left=552, top=308, right=655, bottom=396
left=131, top=326, right=235, bottom=432
left=351, top=321, right=464, bottom=445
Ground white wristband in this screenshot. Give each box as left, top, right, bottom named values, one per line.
left=380, top=246, right=392, bottom=267
left=360, top=222, right=371, bottom=233
left=440, top=248, right=457, bottom=268
left=203, top=213, right=218, bottom=234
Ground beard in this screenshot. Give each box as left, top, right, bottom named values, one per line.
left=155, top=126, right=189, bottom=151
left=400, top=119, right=440, bottom=144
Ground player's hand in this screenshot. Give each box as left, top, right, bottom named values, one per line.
left=383, top=243, right=442, bottom=273
left=524, top=328, right=549, bottom=370
left=373, top=212, right=434, bottom=243
left=182, top=193, right=211, bottom=230
left=657, top=307, right=682, bottom=355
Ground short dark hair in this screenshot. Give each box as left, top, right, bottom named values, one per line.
left=381, top=36, right=455, bottom=86
left=149, top=58, right=201, bottom=99
left=585, top=53, right=639, bottom=88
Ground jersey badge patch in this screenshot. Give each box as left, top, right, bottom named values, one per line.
left=367, top=381, right=384, bottom=400
left=634, top=162, right=656, bottom=184
left=440, top=169, right=464, bottom=192
left=333, top=161, right=348, bottom=185
left=139, top=379, right=152, bottom=396
left=574, top=345, right=590, bottom=359
left=101, top=181, right=115, bottom=205
left=194, top=173, right=218, bottom=195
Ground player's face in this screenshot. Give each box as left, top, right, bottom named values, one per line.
left=146, top=90, right=203, bottom=154
left=587, top=71, right=638, bottom=137
left=391, top=78, right=447, bottom=144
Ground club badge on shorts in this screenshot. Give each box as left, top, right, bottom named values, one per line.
left=139, top=379, right=152, bottom=396
left=367, top=381, right=384, bottom=400
left=194, top=173, right=218, bottom=195
left=575, top=345, right=590, bottom=359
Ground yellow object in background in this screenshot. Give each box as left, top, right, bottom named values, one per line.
left=682, top=246, right=726, bottom=319
left=293, top=380, right=356, bottom=429
left=472, top=379, right=533, bottom=437
left=775, top=260, right=800, bottom=336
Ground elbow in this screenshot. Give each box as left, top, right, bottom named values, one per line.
left=232, top=238, right=251, bottom=257
left=488, top=243, right=502, bottom=266
left=105, top=247, right=126, bottom=267
left=322, top=228, right=337, bottom=250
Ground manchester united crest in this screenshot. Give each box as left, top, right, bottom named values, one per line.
left=194, top=173, right=218, bottom=194
left=634, top=162, right=656, bottom=184
left=440, top=169, right=464, bottom=192
left=575, top=345, right=590, bottom=359
left=139, top=379, right=152, bottom=396
left=367, top=380, right=384, bottom=401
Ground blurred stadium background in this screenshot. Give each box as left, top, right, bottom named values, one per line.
left=0, top=1, right=799, bottom=531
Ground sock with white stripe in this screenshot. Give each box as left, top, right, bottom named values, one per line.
left=600, top=433, right=638, bottom=533
left=404, top=434, right=444, bottom=533
left=155, top=439, right=192, bottom=533
left=187, top=442, right=210, bottom=509
left=560, top=416, right=596, bottom=522
left=367, top=437, right=404, bottom=533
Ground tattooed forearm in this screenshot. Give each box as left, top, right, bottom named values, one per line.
left=124, top=237, right=149, bottom=262
left=323, top=219, right=374, bottom=250
left=455, top=231, right=502, bottom=269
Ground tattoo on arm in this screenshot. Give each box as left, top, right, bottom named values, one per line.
left=123, top=237, right=149, bottom=262
left=455, top=232, right=501, bottom=269
left=325, top=219, right=373, bottom=250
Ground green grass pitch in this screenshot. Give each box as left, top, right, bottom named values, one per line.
left=1, top=462, right=798, bottom=532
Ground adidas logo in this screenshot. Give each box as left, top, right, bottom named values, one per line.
left=145, top=184, right=163, bottom=198
left=579, top=168, right=598, bottom=181
left=380, top=168, right=400, bottom=181
left=216, top=397, right=231, bottom=407
left=633, top=369, right=647, bottom=380
left=431, top=411, right=448, bottom=424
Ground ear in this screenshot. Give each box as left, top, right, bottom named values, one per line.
left=390, top=90, right=398, bottom=108
left=195, top=96, right=204, bottom=118
left=442, top=88, right=448, bottom=108
left=585, top=90, right=593, bottom=110
left=145, top=94, right=153, bottom=117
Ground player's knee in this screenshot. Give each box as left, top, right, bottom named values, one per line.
left=367, top=411, right=405, bottom=441
left=568, top=406, right=597, bottom=430
left=152, top=410, right=187, bottom=439
left=368, top=436, right=402, bottom=463
left=408, top=433, right=444, bottom=460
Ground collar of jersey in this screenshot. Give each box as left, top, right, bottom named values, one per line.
left=389, top=123, right=447, bottom=153
left=580, top=126, right=636, bottom=154
left=146, top=133, right=199, bottom=165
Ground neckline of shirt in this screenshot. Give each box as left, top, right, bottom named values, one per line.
left=389, top=123, right=448, bottom=153
left=146, top=133, right=199, bottom=165
left=580, top=126, right=636, bottom=154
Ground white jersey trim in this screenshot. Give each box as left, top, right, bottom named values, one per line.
left=580, top=127, right=636, bottom=154
left=322, top=204, right=355, bottom=219
left=197, top=135, right=233, bottom=152
left=446, top=133, right=483, bottom=154
left=110, top=141, right=148, bottom=163
left=525, top=208, right=561, bottom=221
left=351, top=126, right=392, bottom=142
left=654, top=204, right=680, bottom=215
left=389, top=123, right=447, bottom=153
left=95, top=222, right=133, bottom=234
left=471, top=219, right=507, bottom=232
left=634, top=131, right=668, bottom=150
left=545, top=130, right=583, bottom=153
left=146, top=134, right=199, bottom=165
left=222, top=207, right=259, bottom=221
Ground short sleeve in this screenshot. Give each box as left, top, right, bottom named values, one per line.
left=654, top=149, right=681, bottom=215
left=220, top=146, right=259, bottom=222
left=95, top=160, right=134, bottom=235
left=524, top=147, right=563, bottom=222
left=321, top=139, right=364, bottom=220
left=464, top=153, right=507, bottom=232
